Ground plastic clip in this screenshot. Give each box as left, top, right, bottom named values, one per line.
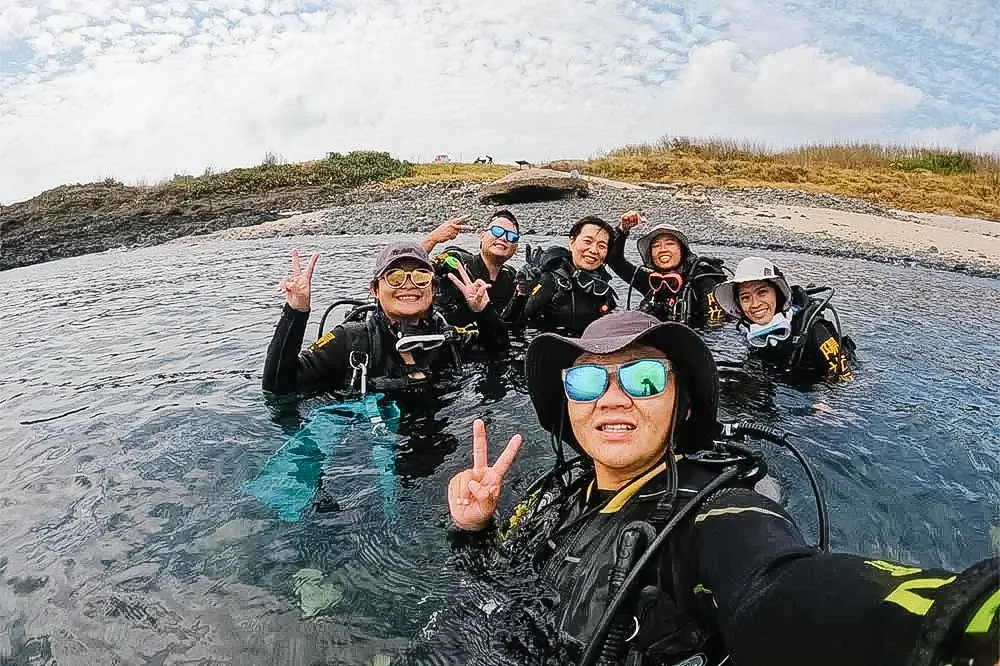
left=349, top=351, right=369, bottom=395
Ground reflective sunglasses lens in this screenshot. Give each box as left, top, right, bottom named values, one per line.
left=411, top=269, right=433, bottom=288
left=618, top=360, right=667, bottom=398
left=489, top=225, right=519, bottom=243
left=384, top=269, right=407, bottom=287
left=563, top=365, right=609, bottom=402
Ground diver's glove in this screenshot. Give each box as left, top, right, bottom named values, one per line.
left=515, top=244, right=544, bottom=292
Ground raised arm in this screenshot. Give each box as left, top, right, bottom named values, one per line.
left=687, top=487, right=997, bottom=666
left=262, top=250, right=350, bottom=393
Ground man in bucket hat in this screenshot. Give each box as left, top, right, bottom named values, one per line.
left=605, top=210, right=729, bottom=327
left=445, top=310, right=996, bottom=665
left=262, top=242, right=507, bottom=395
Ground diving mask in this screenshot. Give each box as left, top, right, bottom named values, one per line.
left=746, top=313, right=792, bottom=347
left=396, top=333, right=448, bottom=353
left=648, top=271, right=683, bottom=294
left=573, top=270, right=613, bottom=297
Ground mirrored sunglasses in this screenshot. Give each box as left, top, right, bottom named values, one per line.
left=487, top=225, right=520, bottom=243
left=383, top=268, right=434, bottom=289
left=562, top=359, right=670, bottom=402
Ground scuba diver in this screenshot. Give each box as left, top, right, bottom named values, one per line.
left=503, top=216, right=618, bottom=337
left=607, top=210, right=728, bottom=327
left=713, top=256, right=855, bottom=382
left=445, top=310, right=998, bottom=666
left=422, top=210, right=520, bottom=329
left=262, top=242, right=509, bottom=395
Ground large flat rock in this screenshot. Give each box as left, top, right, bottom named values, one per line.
left=478, top=168, right=589, bottom=205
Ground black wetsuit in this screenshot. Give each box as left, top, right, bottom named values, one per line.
left=454, top=456, right=998, bottom=665
left=503, top=249, right=618, bottom=337
left=607, top=229, right=727, bottom=327
left=432, top=247, right=517, bottom=329
left=262, top=303, right=508, bottom=394
left=748, top=288, right=854, bottom=382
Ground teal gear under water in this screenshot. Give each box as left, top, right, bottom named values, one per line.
left=242, top=392, right=402, bottom=522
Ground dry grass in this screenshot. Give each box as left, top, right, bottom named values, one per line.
left=389, top=162, right=513, bottom=186
left=580, top=137, right=1000, bottom=221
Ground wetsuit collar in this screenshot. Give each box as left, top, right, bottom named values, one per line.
left=583, top=460, right=674, bottom=514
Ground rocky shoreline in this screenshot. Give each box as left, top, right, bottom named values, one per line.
left=195, top=181, right=1000, bottom=279
left=3, top=179, right=998, bottom=278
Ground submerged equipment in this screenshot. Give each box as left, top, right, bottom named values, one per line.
left=315, top=298, right=469, bottom=395
left=578, top=420, right=829, bottom=666
left=242, top=392, right=401, bottom=523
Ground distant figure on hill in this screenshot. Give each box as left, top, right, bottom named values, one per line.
left=473, top=156, right=494, bottom=165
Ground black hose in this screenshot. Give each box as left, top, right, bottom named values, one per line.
left=799, top=287, right=834, bottom=339
left=579, top=465, right=742, bottom=666
left=316, top=299, right=367, bottom=338
left=731, top=421, right=829, bottom=552
left=596, top=522, right=657, bottom=666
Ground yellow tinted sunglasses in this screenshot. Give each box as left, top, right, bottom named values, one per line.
left=383, top=268, right=434, bottom=289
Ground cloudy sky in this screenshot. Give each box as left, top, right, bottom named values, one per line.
left=1, top=0, right=997, bottom=203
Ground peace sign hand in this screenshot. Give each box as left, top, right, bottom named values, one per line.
left=447, top=260, right=491, bottom=313
left=278, top=249, right=319, bottom=312
left=424, top=214, right=475, bottom=250
left=448, top=419, right=523, bottom=531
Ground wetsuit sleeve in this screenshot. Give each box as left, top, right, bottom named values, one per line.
left=686, top=487, right=998, bottom=666
left=809, top=319, right=853, bottom=381
left=606, top=229, right=652, bottom=295
left=262, top=304, right=351, bottom=393
left=447, top=518, right=501, bottom=574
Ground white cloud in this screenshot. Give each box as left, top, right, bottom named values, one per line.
left=650, top=41, right=923, bottom=137
left=0, top=0, right=995, bottom=203
left=905, top=126, right=1000, bottom=153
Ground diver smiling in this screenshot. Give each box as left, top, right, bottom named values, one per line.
left=443, top=310, right=997, bottom=666
left=422, top=210, right=520, bottom=329
left=714, top=256, right=856, bottom=382
left=503, top=216, right=619, bottom=337
left=262, top=242, right=509, bottom=396
left=606, top=210, right=729, bottom=327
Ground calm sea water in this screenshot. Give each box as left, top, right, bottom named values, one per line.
left=1, top=234, right=998, bottom=665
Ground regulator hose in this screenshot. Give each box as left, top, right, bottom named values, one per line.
left=723, top=420, right=829, bottom=552
left=578, top=465, right=742, bottom=666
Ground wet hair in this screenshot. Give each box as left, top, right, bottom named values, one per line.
left=569, top=216, right=614, bottom=242
left=489, top=209, right=519, bottom=231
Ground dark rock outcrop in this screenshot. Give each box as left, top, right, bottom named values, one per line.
left=478, top=168, right=589, bottom=205
left=0, top=181, right=349, bottom=271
